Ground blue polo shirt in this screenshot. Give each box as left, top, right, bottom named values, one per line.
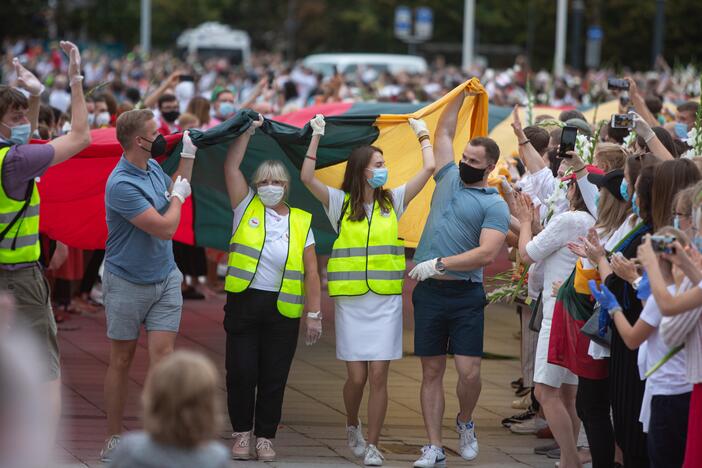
left=413, top=162, right=510, bottom=282
left=105, top=156, right=176, bottom=284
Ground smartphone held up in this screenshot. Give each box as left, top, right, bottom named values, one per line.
left=558, top=125, right=578, bottom=159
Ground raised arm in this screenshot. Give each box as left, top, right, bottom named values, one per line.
left=433, top=91, right=465, bottom=175
left=626, top=77, right=659, bottom=127
left=300, top=114, right=330, bottom=207
left=511, top=105, right=547, bottom=174
left=13, top=59, right=43, bottom=133
left=142, top=71, right=181, bottom=109
left=47, top=41, right=91, bottom=166
left=404, top=118, right=436, bottom=205
left=632, top=112, right=674, bottom=161
left=171, top=130, right=195, bottom=184
left=225, top=115, right=263, bottom=209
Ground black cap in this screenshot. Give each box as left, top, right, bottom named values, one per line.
left=588, top=169, right=625, bottom=201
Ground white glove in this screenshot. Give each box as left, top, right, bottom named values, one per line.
left=170, top=175, right=191, bottom=203
left=246, top=113, right=264, bottom=136
left=310, top=114, right=325, bottom=136
left=409, top=118, right=429, bottom=138
left=180, top=130, right=197, bottom=159
left=305, top=314, right=322, bottom=346
left=408, top=258, right=444, bottom=281
left=631, top=112, right=654, bottom=142
left=13, top=58, right=44, bottom=96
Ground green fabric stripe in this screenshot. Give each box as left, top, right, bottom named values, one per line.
left=161, top=110, right=380, bottom=253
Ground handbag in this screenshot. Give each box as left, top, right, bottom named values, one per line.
left=528, top=292, right=543, bottom=333
left=580, top=303, right=611, bottom=348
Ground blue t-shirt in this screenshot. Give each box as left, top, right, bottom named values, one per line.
left=105, top=156, right=176, bottom=284
left=414, top=162, right=510, bottom=282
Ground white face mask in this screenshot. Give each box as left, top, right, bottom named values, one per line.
left=257, top=185, right=285, bottom=207
left=96, top=112, right=110, bottom=127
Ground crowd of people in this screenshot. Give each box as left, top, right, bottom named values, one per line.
left=1, top=37, right=702, bottom=468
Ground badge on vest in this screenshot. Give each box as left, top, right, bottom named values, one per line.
left=249, top=217, right=260, bottom=228
left=380, top=208, right=391, bottom=217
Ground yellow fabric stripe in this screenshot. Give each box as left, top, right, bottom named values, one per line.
left=313, top=78, right=489, bottom=248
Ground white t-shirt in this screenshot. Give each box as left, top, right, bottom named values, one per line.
left=638, top=284, right=693, bottom=431
left=324, top=185, right=407, bottom=233
left=232, top=188, right=315, bottom=292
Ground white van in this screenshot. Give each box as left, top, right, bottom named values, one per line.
left=177, top=22, right=251, bottom=66
left=302, top=53, right=428, bottom=77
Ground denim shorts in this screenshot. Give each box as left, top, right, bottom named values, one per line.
left=103, top=268, right=183, bottom=340
left=412, top=278, right=486, bottom=357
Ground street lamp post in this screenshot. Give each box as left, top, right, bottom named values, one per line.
left=462, top=0, right=475, bottom=71
left=554, top=0, right=568, bottom=77
left=140, top=0, right=151, bottom=56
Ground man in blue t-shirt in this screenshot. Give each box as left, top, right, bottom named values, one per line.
left=100, top=109, right=196, bottom=461
left=409, top=91, right=510, bottom=468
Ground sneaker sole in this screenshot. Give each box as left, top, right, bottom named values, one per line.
left=231, top=454, right=252, bottom=460
left=413, top=460, right=447, bottom=467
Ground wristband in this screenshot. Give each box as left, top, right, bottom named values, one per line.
left=418, top=134, right=430, bottom=143
left=305, top=154, right=317, bottom=161
left=69, top=75, right=84, bottom=86
left=180, top=152, right=195, bottom=160
left=609, top=306, right=622, bottom=317
left=171, top=192, right=185, bottom=204
left=518, top=139, right=530, bottom=146
left=574, top=165, right=587, bottom=173
left=631, top=276, right=643, bottom=291
left=307, top=311, right=322, bottom=319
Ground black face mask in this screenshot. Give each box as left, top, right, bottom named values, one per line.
left=459, top=161, right=487, bottom=184
left=139, top=134, right=167, bottom=158
left=161, top=110, right=180, bottom=123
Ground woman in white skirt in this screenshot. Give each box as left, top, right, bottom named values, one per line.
left=301, top=114, right=435, bottom=466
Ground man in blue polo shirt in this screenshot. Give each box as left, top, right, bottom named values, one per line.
left=100, top=109, right=196, bottom=461
left=408, top=91, right=510, bottom=468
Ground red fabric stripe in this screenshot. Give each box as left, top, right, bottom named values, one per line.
left=274, top=102, right=354, bottom=127
left=37, top=129, right=186, bottom=249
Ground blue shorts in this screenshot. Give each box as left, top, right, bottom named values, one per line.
left=412, top=278, right=486, bottom=357
left=103, top=268, right=183, bottom=340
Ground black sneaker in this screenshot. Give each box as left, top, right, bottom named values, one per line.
left=501, top=408, right=535, bottom=428
left=510, top=377, right=523, bottom=389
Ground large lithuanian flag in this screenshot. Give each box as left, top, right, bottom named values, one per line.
left=38, top=78, right=488, bottom=253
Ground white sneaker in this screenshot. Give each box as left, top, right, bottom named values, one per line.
left=364, top=444, right=384, bottom=466
left=413, top=444, right=446, bottom=467
left=456, top=417, right=479, bottom=461
left=509, top=417, right=548, bottom=434
left=346, top=421, right=367, bottom=458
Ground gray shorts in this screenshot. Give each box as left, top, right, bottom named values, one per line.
left=103, top=268, right=183, bottom=340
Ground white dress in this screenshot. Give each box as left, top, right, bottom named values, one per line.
left=325, top=185, right=406, bottom=361
left=526, top=210, right=595, bottom=387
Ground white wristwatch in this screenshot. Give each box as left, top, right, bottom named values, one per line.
left=307, top=311, right=322, bottom=320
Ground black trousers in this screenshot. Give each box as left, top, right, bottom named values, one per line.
left=223, top=289, right=300, bottom=438
left=648, top=392, right=691, bottom=468
left=577, top=376, right=615, bottom=468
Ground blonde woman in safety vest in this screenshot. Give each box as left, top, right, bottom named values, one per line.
left=223, top=114, right=322, bottom=462
left=301, top=114, right=435, bottom=466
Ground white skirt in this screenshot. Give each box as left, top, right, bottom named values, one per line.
left=533, top=295, right=578, bottom=387
left=334, top=291, right=403, bottom=361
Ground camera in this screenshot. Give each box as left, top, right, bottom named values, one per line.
left=611, top=113, right=634, bottom=129
left=650, top=235, right=676, bottom=254
left=608, top=78, right=630, bottom=91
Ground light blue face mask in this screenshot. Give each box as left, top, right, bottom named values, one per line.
left=620, top=179, right=630, bottom=202
left=694, top=235, right=702, bottom=253
left=367, top=167, right=388, bottom=189
left=675, top=122, right=689, bottom=139
left=219, top=102, right=235, bottom=118
left=1, top=122, right=31, bottom=145
left=674, top=216, right=681, bottom=230
left=632, top=192, right=640, bottom=217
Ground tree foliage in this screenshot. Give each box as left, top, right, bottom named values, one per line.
left=1, top=0, right=701, bottom=70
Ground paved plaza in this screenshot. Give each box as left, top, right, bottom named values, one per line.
left=53, top=273, right=558, bottom=468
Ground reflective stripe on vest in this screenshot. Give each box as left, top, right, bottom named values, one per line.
left=327, top=194, right=405, bottom=297
left=0, top=146, right=41, bottom=265
left=224, top=194, right=312, bottom=318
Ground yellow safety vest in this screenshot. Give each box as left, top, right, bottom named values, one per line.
left=0, top=146, right=41, bottom=265
left=327, top=194, right=405, bottom=296
left=224, top=194, right=312, bottom=318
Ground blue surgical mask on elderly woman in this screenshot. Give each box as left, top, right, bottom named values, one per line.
left=367, top=168, right=388, bottom=189
left=619, top=179, right=630, bottom=202
left=674, top=216, right=681, bottom=230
